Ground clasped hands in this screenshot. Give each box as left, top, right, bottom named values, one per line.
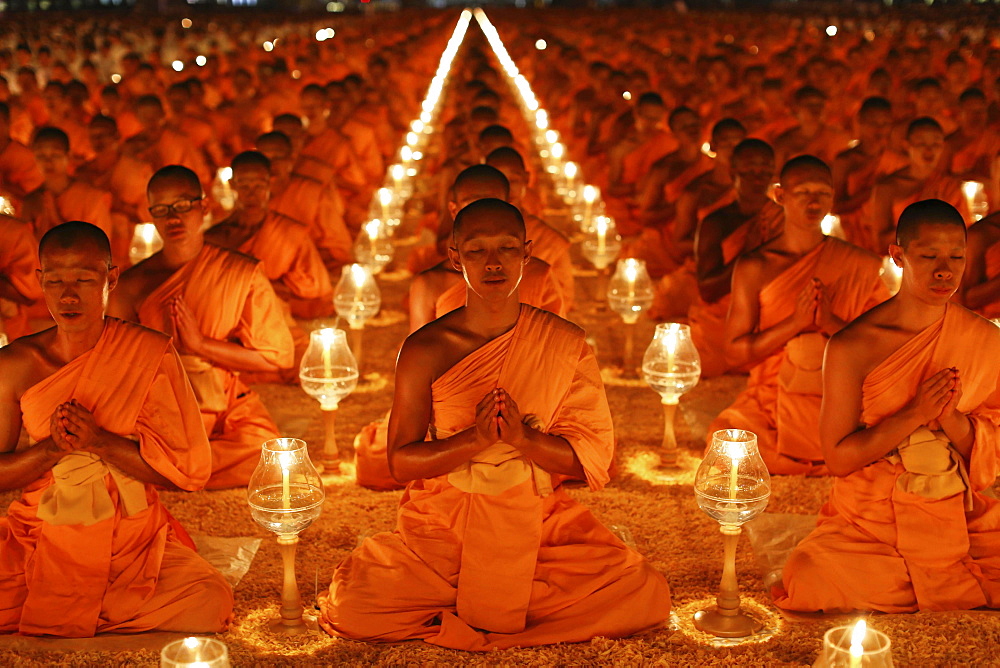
left=474, top=388, right=528, bottom=448
left=906, top=367, right=964, bottom=431
left=48, top=399, right=108, bottom=454
left=168, top=296, right=206, bottom=355
left=793, top=277, right=839, bottom=333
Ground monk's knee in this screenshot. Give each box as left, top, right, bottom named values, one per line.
left=179, top=574, right=234, bottom=633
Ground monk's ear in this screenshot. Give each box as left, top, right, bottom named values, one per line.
left=888, top=243, right=904, bottom=268
left=523, top=239, right=533, bottom=262
left=107, top=265, right=120, bottom=293
left=770, top=183, right=784, bottom=206
left=447, top=245, right=462, bottom=272
left=447, top=201, right=459, bottom=220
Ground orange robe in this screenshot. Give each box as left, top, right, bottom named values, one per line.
left=127, top=129, right=211, bottom=191
left=604, top=130, right=677, bottom=237
left=269, top=176, right=353, bottom=267
left=688, top=200, right=784, bottom=378
left=341, top=118, right=384, bottom=188
left=0, top=319, right=232, bottom=636
left=974, top=242, right=1000, bottom=320
left=75, top=154, right=154, bottom=266
left=323, top=305, right=671, bottom=649
left=136, top=244, right=294, bottom=488
left=0, top=216, right=43, bottom=341
left=356, top=261, right=567, bottom=491
left=708, top=238, right=888, bottom=474
left=524, top=215, right=574, bottom=311
left=23, top=181, right=113, bottom=241
left=777, top=304, right=1000, bottom=612
left=889, top=172, right=973, bottom=229
left=236, top=212, right=333, bottom=305
left=840, top=150, right=908, bottom=251
left=0, top=140, right=44, bottom=205
left=298, top=128, right=368, bottom=205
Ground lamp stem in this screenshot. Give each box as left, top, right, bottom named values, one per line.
left=272, top=534, right=308, bottom=634
left=660, top=398, right=679, bottom=466
left=717, top=524, right=742, bottom=614
left=623, top=321, right=636, bottom=377
left=320, top=407, right=339, bottom=472
left=595, top=265, right=610, bottom=307
left=349, top=325, right=364, bottom=372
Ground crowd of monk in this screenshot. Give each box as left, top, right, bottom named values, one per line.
left=0, top=5, right=998, bottom=650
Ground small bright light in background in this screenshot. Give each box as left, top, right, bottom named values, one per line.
left=110, top=73, right=121, bottom=84
left=749, top=45, right=759, bottom=55
left=325, top=28, right=335, bottom=39
left=181, top=17, right=192, bottom=28
left=315, top=29, right=327, bottom=42
left=826, top=25, right=838, bottom=37
left=262, top=41, right=273, bottom=52
left=535, top=39, right=547, bottom=50
left=291, top=70, right=301, bottom=79
left=545, top=129, right=559, bottom=144
left=195, top=55, right=207, bottom=67
left=171, top=60, right=184, bottom=72
left=326, top=1, right=344, bottom=11
left=701, top=142, right=716, bottom=158
left=864, top=30, right=876, bottom=41
left=622, top=91, right=632, bottom=101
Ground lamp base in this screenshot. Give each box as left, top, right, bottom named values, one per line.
left=693, top=606, right=764, bottom=638
left=268, top=612, right=319, bottom=635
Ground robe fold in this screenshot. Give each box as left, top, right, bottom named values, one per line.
left=524, top=215, right=574, bottom=311
left=324, top=305, right=670, bottom=650
left=0, top=318, right=232, bottom=636
left=604, top=131, right=677, bottom=237
left=777, top=304, right=1000, bottom=612
left=974, top=242, right=1000, bottom=320
left=269, top=176, right=354, bottom=267
left=0, top=216, right=43, bottom=341
left=24, top=181, right=113, bottom=242
left=0, top=140, right=44, bottom=204
left=708, top=238, right=888, bottom=474
left=136, top=243, right=293, bottom=489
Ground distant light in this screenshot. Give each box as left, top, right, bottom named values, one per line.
left=195, top=55, right=207, bottom=67
left=749, top=45, right=759, bottom=55
left=622, top=91, right=632, bottom=101
left=171, top=60, right=184, bottom=72
left=291, top=69, right=301, bottom=79
left=326, top=28, right=335, bottom=39
left=181, top=17, right=192, bottom=28
left=262, top=41, right=273, bottom=52
left=864, top=30, right=876, bottom=41
left=110, top=73, right=121, bottom=84
left=826, top=25, right=838, bottom=37
left=535, top=39, right=547, bottom=50
left=701, top=142, right=716, bottom=158
left=326, top=1, right=345, bottom=10
left=315, top=30, right=327, bottom=42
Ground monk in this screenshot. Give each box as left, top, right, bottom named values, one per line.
left=256, top=130, right=353, bottom=267
left=0, top=213, right=43, bottom=340
left=21, top=127, right=113, bottom=244
left=868, top=117, right=971, bottom=253
left=958, top=210, right=1000, bottom=318
left=771, top=86, right=852, bottom=168
left=205, top=151, right=332, bottom=318
left=709, top=156, right=888, bottom=475
left=324, top=80, right=383, bottom=188
left=485, top=147, right=574, bottom=310
left=75, top=115, right=154, bottom=265
left=776, top=200, right=1000, bottom=613
left=164, top=82, right=225, bottom=174
left=0, top=102, right=43, bottom=208
left=296, top=85, right=368, bottom=207
left=321, top=198, right=670, bottom=649
left=0, top=221, right=232, bottom=636
left=109, top=166, right=294, bottom=489
left=126, top=96, right=211, bottom=190
left=832, top=97, right=907, bottom=251
left=689, top=139, right=781, bottom=377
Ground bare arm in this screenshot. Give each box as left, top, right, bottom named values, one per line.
left=694, top=215, right=733, bottom=303
left=0, top=357, right=68, bottom=490
left=958, top=224, right=1000, bottom=310
left=0, top=275, right=33, bottom=305
left=171, top=296, right=282, bottom=373
left=496, top=389, right=584, bottom=479
left=869, top=182, right=896, bottom=254
left=636, top=163, right=672, bottom=226
left=671, top=188, right=699, bottom=258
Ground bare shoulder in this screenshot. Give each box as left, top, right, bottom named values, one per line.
left=968, top=215, right=1000, bottom=246
left=0, top=330, right=55, bottom=397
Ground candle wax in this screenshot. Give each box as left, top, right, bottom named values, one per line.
left=281, top=466, right=291, bottom=509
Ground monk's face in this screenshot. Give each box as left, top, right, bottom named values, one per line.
left=634, top=103, right=666, bottom=134
left=299, top=92, right=327, bottom=125
left=88, top=122, right=118, bottom=154
left=449, top=213, right=531, bottom=302
left=795, top=95, right=825, bottom=125
left=775, top=167, right=833, bottom=226
left=669, top=112, right=701, bottom=147
left=273, top=122, right=303, bottom=152
left=906, top=127, right=945, bottom=172
left=32, top=139, right=70, bottom=179
left=711, top=127, right=747, bottom=164
left=494, top=166, right=527, bottom=203
left=256, top=140, right=294, bottom=180
left=960, top=98, right=988, bottom=131
left=731, top=148, right=775, bottom=198
left=858, top=109, right=892, bottom=152
left=135, top=104, right=164, bottom=132
left=232, top=164, right=271, bottom=216
left=38, top=243, right=118, bottom=332
left=890, top=223, right=966, bottom=304
left=148, top=177, right=205, bottom=249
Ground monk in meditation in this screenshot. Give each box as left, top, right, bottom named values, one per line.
left=0, top=102, right=43, bottom=208
left=776, top=199, right=1000, bottom=613
left=22, top=127, right=113, bottom=244
left=0, top=221, right=232, bottom=636
left=75, top=115, right=154, bottom=265
left=296, top=85, right=368, bottom=208
left=0, top=212, right=43, bottom=340
left=321, top=198, right=670, bottom=649
left=126, top=96, right=211, bottom=189
left=832, top=97, right=906, bottom=251
left=256, top=130, right=353, bottom=267
left=689, top=139, right=781, bottom=378
left=868, top=117, right=971, bottom=253
left=958, top=210, right=1000, bottom=318
left=771, top=86, right=852, bottom=168
left=109, top=166, right=294, bottom=489
left=709, top=156, right=888, bottom=475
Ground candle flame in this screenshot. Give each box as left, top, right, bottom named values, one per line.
left=378, top=188, right=393, bottom=207
left=390, top=164, right=405, bottom=180
left=350, top=263, right=368, bottom=287
left=665, top=323, right=680, bottom=354
left=401, top=146, right=413, bottom=162
left=365, top=219, right=380, bottom=240
left=962, top=180, right=983, bottom=200
left=596, top=216, right=608, bottom=235
left=701, top=142, right=717, bottom=158
left=849, top=619, right=867, bottom=656
left=545, top=129, right=559, bottom=144
left=140, top=223, right=156, bottom=244
left=278, top=450, right=294, bottom=471
left=564, top=162, right=578, bottom=180
left=410, top=120, right=424, bottom=134
left=624, top=258, right=639, bottom=282
left=551, top=143, right=565, bottom=159
left=821, top=214, right=839, bottom=236
left=724, top=439, right=748, bottom=461
left=183, top=636, right=200, bottom=648
left=584, top=185, right=598, bottom=204
left=218, top=167, right=232, bottom=182
left=318, top=327, right=338, bottom=345
left=406, top=131, right=419, bottom=147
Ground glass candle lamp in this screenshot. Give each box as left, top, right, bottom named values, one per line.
left=333, top=263, right=381, bottom=370
left=642, top=323, right=701, bottom=466
left=299, top=328, right=358, bottom=471
left=607, top=258, right=654, bottom=376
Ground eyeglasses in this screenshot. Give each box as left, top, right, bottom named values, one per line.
left=148, top=196, right=202, bottom=219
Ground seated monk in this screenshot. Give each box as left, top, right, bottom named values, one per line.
left=485, top=147, right=574, bottom=310
left=164, top=82, right=225, bottom=175
left=708, top=156, right=888, bottom=475
left=325, top=80, right=384, bottom=189
left=75, top=115, right=154, bottom=265
left=689, top=139, right=781, bottom=378
left=945, top=88, right=999, bottom=210
left=632, top=106, right=713, bottom=279
left=21, top=127, right=112, bottom=244
left=958, top=211, right=1000, bottom=318
left=125, top=95, right=211, bottom=190
left=0, top=213, right=43, bottom=340
left=256, top=131, right=353, bottom=268
left=0, top=221, right=232, bottom=636
left=0, top=102, right=44, bottom=209
left=321, top=198, right=671, bottom=649
left=109, top=166, right=294, bottom=489
left=771, top=85, right=852, bottom=168
left=832, top=97, right=907, bottom=251
left=775, top=200, right=1000, bottom=613
left=868, top=117, right=972, bottom=253
left=649, top=118, right=747, bottom=320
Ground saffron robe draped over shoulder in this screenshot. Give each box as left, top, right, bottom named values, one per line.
left=136, top=243, right=293, bottom=488
left=708, top=238, right=888, bottom=474
left=0, top=216, right=43, bottom=341
left=0, top=319, right=232, bottom=637
left=777, top=304, right=1000, bottom=613
left=325, top=306, right=670, bottom=650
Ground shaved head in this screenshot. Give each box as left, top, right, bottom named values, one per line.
left=453, top=197, right=525, bottom=243
left=478, top=124, right=514, bottom=146
left=779, top=154, right=831, bottom=184
left=231, top=150, right=271, bottom=173
left=32, top=126, right=70, bottom=152
left=895, top=199, right=966, bottom=248
left=39, top=221, right=111, bottom=268
left=148, top=164, right=201, bottom=198
left=484, top=147, right=526, bottom=174
left=256, top=131, right=293, bottom=157
left=453, top=164, right=509, bottom=202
